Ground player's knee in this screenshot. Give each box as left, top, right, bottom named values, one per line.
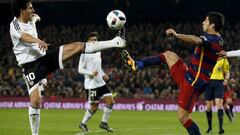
left=106, top=103, right=114, bottom=109
left=91, top=107, right=98, bottom=113
left=65, top=42, right=84, bottom=52
left=30, top=98, right=41, bottom=108
left=91, top=103, right=99, bottom=107
left=163, top=51, right=179, bottom=62
left=109, top=102, right=115, bottom=108
left=163, top=51, right=174, bottom=57
left=91, top=103, right=99, bottom=112
left=206, top=104, right=212, bottom=111
left=216, top=103, right=223, bottom=109
left=73, top=42, right=84, bottom=51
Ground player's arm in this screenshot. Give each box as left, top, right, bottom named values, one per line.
left=217, top=50, right=240, bottom=57
left=100, top=68, right=109, bottom=81
left=166, top=29, right=203, bottom=45
left=20, top=33, right=48, bottom=51
left=78, top=55, right=98, bottom=77
left=224, top=59, right=230, bottom=81
left=226, top=50, right=240, bottom=57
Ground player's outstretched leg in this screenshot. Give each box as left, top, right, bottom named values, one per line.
left=61, top=29, right=126, bottom=63
left=121, top=50, right=167, bottom=72
left=84, top=28, right=126, bottom=53
left=121, top=49, right=137, bottom=72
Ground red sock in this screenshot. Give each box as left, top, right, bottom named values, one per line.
left=184, top=119, right=193, bottom=129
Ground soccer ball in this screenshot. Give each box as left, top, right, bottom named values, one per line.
left=106, top=10, right=126, bottom=30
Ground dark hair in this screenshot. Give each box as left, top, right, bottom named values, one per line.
left=207, top=12, right=225, bottom=32
left=87, top=31, right=98, bottom=41
left=12, top=0, right=32, bottom=17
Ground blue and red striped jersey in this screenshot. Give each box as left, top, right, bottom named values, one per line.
left=185, top=32, right=224, bottom=89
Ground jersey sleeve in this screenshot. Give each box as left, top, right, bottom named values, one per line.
left=78, top=54, right=94, bottom=75
left=199, top=33, right=212, bottom=46
left=10, top=21, right=24, bottom=40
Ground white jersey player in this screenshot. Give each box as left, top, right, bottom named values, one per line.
left=78, top=32, right=115, bottom=132
left=10, top=1, right=125, bottom=135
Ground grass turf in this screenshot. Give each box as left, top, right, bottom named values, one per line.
left=0, top=109, right=239, bottom=135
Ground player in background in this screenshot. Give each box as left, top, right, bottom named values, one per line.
left=10, top=0, right=125, bottom=135
left=122, top=12, right=225, bottom=135
left=204, top=58, right=230, bottom=134
left=223, top=78, right=236, bottom=121
left=216, top=47, right=240, bottom=122
left=78, top=32, right=114, bottom=132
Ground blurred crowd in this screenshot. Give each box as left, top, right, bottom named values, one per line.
left=1, top=22, right=240, bottom=100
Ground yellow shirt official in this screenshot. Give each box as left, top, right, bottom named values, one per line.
left=210, top=58, right=230, bottom=80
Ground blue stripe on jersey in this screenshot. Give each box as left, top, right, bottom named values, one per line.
left=184, top=71, right=207, bottom=90
left=192, top=54, right=216, bottom=67
left=200, top=32, right=223, bottom=46
left=13, top=19, right=20, bottom=31
left=191, top=64, right=212, bottom=77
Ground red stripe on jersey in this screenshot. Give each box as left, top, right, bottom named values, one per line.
left=211, top=43, right=223, bottom=52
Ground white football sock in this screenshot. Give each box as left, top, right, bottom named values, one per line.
left=84, top=37, right=125, bottom=53
left=101, top=106, right=112, bottom=123
left=29, top=106, right=40, bottom=135
left=81, top=109, right=94, bottom=124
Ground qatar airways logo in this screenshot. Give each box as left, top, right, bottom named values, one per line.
left=1, top=100, right=240, bottom=112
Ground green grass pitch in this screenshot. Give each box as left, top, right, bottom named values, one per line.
left=0, top=109, right=239, bottom=135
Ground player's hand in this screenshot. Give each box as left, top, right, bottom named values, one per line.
left=36, top=39, right=48, bottom=51
left=33, top=13, right=41, bottom=22
left=102, top=74, right=109, bottom=81
left=223, top=79, right=228, bottom=86
left=216, top=50, right=227, bottom=57
left=90, top=71, right=98, bottom=78
left=166, top=29, right=178, bottom=37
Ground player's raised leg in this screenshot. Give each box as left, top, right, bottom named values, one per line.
left=61, top=28, right=125, bottom=61
left=122, top=51, right=202, bottom=135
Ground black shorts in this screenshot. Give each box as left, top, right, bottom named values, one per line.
left=204, top=80, right=224, bottom=100
left=86, top=85, right=112, bottom=103
left=22, top=46, right=63, bottom=94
